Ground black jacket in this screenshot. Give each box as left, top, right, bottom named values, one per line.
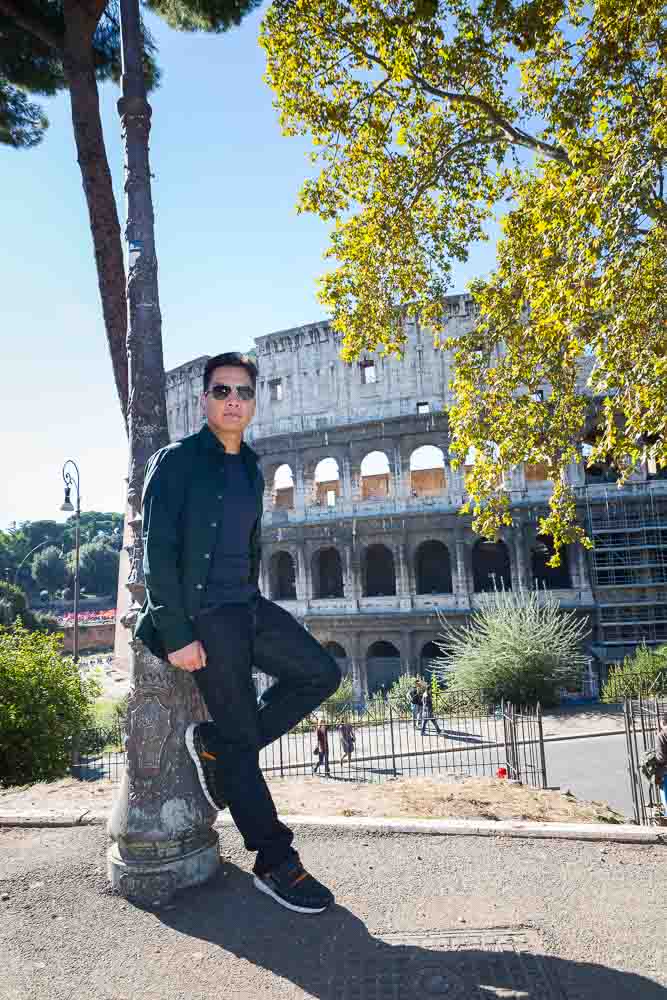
left=134, top=424, right=264, bottom=659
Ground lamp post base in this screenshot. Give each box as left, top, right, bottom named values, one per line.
left=107, top=830, right=220, bottom=906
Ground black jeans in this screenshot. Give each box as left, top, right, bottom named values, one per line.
left=194, top=596, right=341, bottom=875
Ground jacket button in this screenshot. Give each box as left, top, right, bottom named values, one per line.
left=217, top=495, right=223, bottom=501
left=195, top=583, right=203, bottom=590
left=204, top=553, right=210, bottom=559
left=211, top=522, right=217, bottom=528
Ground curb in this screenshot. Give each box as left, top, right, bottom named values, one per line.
left=1, top=810, right=664, bottom=844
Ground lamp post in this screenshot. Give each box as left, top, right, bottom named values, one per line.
left=60, top=460, right=81, bottom=664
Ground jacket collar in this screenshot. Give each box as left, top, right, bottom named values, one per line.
left=197, top=423, right=258, bottom=464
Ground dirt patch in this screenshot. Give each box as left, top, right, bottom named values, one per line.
left=0, top=773, right=627, bottom=825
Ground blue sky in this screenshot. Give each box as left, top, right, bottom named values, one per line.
left=0, top=6, right=497, bottom=530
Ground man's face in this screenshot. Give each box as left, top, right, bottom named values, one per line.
left=204, top=365, right=256, bottom=436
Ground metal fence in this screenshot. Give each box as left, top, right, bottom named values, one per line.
left=71, top=697, right=547, bottom=789
left=624, top=696, right=667, bottom=826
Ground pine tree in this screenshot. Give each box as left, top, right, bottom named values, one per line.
left=0, top=0, right=261, bottom=425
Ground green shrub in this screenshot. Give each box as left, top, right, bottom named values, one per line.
left=0, top=581, right=30, bottom=627
left=321, top=674, right=355, bottom=720
left=436, top=587, right=589, bottom=707
left=0, top=621, right=100, bottom=787
left=387, top=674, right=425, bottom=717
left=601, top=644, right=667, bottom=702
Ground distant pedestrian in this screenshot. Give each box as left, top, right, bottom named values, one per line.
left=655, top=715, right=667, bottom=816
left=409, top=684, right=423, bottom=727
left=339, top=722, right=355, bottom=765
left=420, top=688, right=442, bottom=736
left=313, top=720, right=330, bottom=775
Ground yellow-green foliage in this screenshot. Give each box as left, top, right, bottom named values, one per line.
left=601, top=644, right=667, bottom=703
left=261, top=1, right=666, bottom=554
left=0, top=621, right=101, bottom=787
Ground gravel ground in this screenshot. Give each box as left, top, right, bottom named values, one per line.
left=0, top=823, right=665, bottom=999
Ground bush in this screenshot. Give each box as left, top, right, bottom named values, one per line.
left=0, top=581, right=29, bottom=627
left=436, top=587, right=590, bottom=707
left=321, top=675, right=355, bottom=720
left=601, top=644, right=667, bottom=702
left=0, top=621, right=100, bottom=787
left=387, top=674, right=426, bottom=717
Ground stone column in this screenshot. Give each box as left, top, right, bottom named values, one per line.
left=295, top=544, right=308, bottom=603
left=454, top=534, right=471, bottom=606
left=294, top=455, right=306, bottom=518
left=341, top=451, right=353, bottom=512
left=348, top=633, right=366, bottom=701
left=511, top=526, right=530, bottom=591
left=395, top=541, right=412, bottom=609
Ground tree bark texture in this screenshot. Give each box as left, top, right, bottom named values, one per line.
left=62, top=0, right=129, bottom=428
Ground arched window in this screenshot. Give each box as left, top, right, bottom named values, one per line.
left=363, top=544, right=396, bottom=596
left=415, top=540, right=453, bottom=593
left=360, top=451, right=391, bottom=500
left=366, top=640, right=401, bottom=695
left=273, top=464, right=294, bottom=509
left=269, top=551, right=296, bottom=601
left=532, top=535, right=571, bottom=589
left=324, top=641, right=349, bottom=676
left=410, top=446, right=446, bottom=496
left=314, top=457, right=340, bottom=507
left=472, top=540, right=511, bottom=592
left=313, top=547, right=344, bottom=598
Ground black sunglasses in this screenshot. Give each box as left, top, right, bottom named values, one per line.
left=206, top=383, right=256, bottom=402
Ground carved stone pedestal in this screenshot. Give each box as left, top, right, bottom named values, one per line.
left=107, top=640, right=219, bottom=907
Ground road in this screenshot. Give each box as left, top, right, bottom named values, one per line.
left=545, top=733, right=634, bottom=818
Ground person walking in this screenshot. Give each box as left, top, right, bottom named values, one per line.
left=655, top=714, right=667, bottom=817
left=409, top=684, right=423, bottom=727
left=339, top=721, right=355, bottom=766
left=420, top=686, right=442, bottom=736
left=134, top=352, right=341, bottom=915
left=313, top=719, right=331, bottom=775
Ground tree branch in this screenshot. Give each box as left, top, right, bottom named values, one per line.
left=0, top=0, right=64, bottom=51
left=409, top=71, right=571, bottom=165
left=324, top=16, right=571, bottom=167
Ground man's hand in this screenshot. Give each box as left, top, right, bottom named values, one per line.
left=167, top=640, right=207, bottom=672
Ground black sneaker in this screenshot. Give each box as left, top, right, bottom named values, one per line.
left=185, top=722, right=227, bottom=811
left=253, top=856, right=334, bottom=914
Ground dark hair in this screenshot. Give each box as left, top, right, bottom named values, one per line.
left=204, top=352, right=258, bottom=393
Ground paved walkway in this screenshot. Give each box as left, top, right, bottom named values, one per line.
left=1, top=822, right=665, bottom=999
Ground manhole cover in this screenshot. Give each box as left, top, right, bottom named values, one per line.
left=324, top=927, right=563, bottom=1000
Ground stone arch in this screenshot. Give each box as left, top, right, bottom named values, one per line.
left=273, top=463, right=294, bottom=509
left=312, top=546, right=344, bottom=599
left=531, top=535, right=571, bottom=589
left=472, top=540, right=511, bottom=592
left=324, top=640, right=350, bottom=677
left=269, top=550, right=297, bottom=601
left=415, top=540, right=453, bottom=594
left=314, top=457, right=340, bottom=507
left=410, top=445, right=446, bottom=497
left=366, top=639, right=401, bottom=695
left=420, top=640, right=442, bottom=676
left=363, top=543, right=396, bottom=597
left=360, top=451, right=391, bottom=500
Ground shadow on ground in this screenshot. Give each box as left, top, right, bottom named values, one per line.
left=156, top=863, right=667, bottom=999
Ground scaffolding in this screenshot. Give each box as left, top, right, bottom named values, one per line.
left=584, top=486, right=667, bottom=665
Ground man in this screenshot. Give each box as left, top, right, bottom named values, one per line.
left=420, top=686, right=443, bottom=737
left=409, top=683, right=423, bottom=727
left=655, top=715, right=667, bottom=816
left=312, top=719, right=330, bottom=776
left=135, top=352, right=341, bottom=914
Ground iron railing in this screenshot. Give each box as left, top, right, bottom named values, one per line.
left=624, top=696, right=667, bottom=826
left=70, top=698, right=548, bottom=789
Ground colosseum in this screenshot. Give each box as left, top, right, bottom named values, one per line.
left=165, top=293, right=667, bottom=700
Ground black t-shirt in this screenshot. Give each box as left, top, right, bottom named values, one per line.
left=203, top=453, right=259, bottom=607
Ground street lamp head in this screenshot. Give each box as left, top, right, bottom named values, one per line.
left=60, top=486, right=74, bottom=512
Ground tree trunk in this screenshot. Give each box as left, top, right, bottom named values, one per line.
left=107, top=0, right=218, bottom=907
left=62, top=0, right=129, bottom=428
